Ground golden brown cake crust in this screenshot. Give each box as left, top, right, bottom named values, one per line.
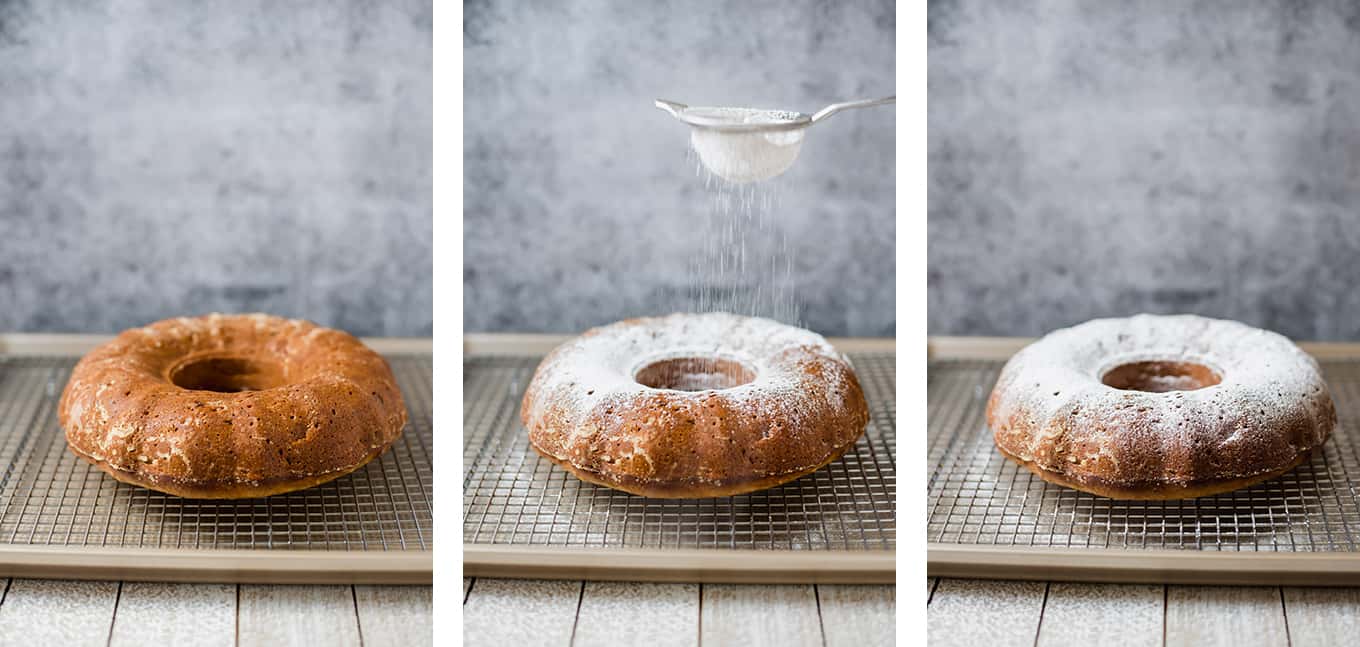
left=540, top=433, right=863, bottom=499
left=986, top=314, right=1336, bottom=500
left=995, top=444, right=1313, bottom=500
left=520, top=313, right=871, bottom=498
left=58, top=314, right=408, bottom=499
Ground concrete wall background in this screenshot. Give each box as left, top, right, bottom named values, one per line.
left=0, top=0, right=432, bottom=336
left=929, top=0, right=1360, bottom=341
left=463, top=0, right=896, bottom=337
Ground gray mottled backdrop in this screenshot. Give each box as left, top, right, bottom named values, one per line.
left=464, top=0, right=895, bottom=337
left=929, top=0, right=1360, bottom=341
left=0, top=1, right=431, bottom=336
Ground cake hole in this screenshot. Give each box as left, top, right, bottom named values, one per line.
left=169, top=354, right=287, bottom=393
left=1102, top=360, right=1221, bottom=393
left=634, top=356, right=756, bottom=392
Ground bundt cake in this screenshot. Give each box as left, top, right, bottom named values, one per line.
left=59, top=313, right=408, bottom=498
left=987, top=314, right=1336, bottom=499
left=520, top=313, right=870, bottom=498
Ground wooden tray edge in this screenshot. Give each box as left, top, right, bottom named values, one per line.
left=929, top=544, right=1360, bottom=586
left=0, top=545, right=432, bottom=584
left=464, top=545, right=895, bottom=584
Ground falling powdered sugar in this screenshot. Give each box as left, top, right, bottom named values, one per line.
left=683, top=137, right=801, bottom=333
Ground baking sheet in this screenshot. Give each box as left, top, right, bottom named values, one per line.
left=928, top=338, right=1360, bottom=585
left=0, top=338, right=432, bottom=584
left=463, top=341, right=896, bottom=583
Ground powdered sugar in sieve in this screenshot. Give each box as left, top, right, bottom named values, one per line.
left=685, top=108, right=807, bottom=184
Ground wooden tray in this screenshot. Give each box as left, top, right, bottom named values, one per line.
left=0, top=334, right=433, bottom=585
left=929, top=335, right=1360, bottom=586
left=463, top=334, right=896, bottom=584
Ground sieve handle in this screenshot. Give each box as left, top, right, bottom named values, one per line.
left=810, top=96, right=895, bottom=124
left=654, top=98, right=688, bottom=118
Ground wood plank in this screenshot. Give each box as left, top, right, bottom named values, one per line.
left=817, top=584, right=894, bottom=647
left=462, top=579, right=580, bottom=647
left=108, top=582, right=235, bottom=647
left=1036, top=583, right=1162, bottom=647
left=0, top=579, right=118, bottom=647
left=354, top=586, right=432, bottom=647
left=1281, top=587, right=1360, bottom=647
left=700, top=584, right=821, bottom=646
left=1165, top=586, right=1288, bottom=647
left=571, top=581, right=698, bottom=647
left=926, top=579, right=1047, bottom=647
left=237, top=584, right=361, bottom=647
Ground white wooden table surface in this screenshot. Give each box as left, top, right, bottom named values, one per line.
left=463, top=577, right=894, bottom=647
left=928, top=577, right=1360, bottom=647
left=0, top=579, right=431, bottom=646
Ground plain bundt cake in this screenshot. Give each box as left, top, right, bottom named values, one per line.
left=520, top=312, right=870, bottom=498
left=59, top=313, right=408, bottom=498
left=987, top=314, right=1336, bottom=499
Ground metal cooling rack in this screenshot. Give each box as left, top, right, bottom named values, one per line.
left=463, top=347, right=895, bottom=583
left=927, top=357, right=1360, bottom=552
left=0, top=353, right=433, bottom=553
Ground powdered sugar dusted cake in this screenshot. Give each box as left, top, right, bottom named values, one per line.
left=987, top=314, right=1336, bottom=499
left=521, top=312, right=870, bottom=498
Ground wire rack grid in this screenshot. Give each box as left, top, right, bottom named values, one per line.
left=928, top=358, right=1360, bottom=553
left=463, top=352, right=896, bottom=551
left=0, top=354, right=433, bottom=552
